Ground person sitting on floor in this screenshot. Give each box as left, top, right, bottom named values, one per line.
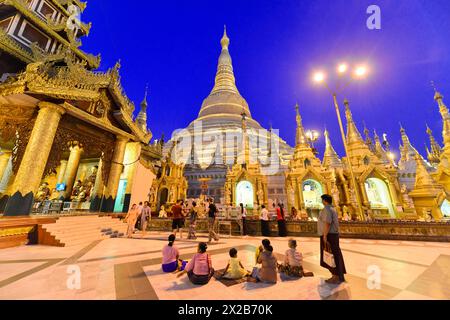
left=161, top=234, right=187, bottom=273
left=177, top=242, right=214, bottom=285
left=278, top=239, right=304, bottom=278
left=255, top=239, right=271, bottom=265
left=220, top=248, right=250, bottom=280
left=255, top=245, right=278, bottom=284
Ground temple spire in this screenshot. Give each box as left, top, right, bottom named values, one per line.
left=295, top=102, right=308, bottom=147
left=414, top=153, right=438, bottom=188
left=344, top=99, right=364, bottom=145
left=399, top=125, right=419, bottom=163
left=211, top=26, right=239, bottom=95
left=323, top=129, right=342, bottom=168
left=434, top=90, right=450, bottom=150
left=374, top=130, right=390, bottom=165
left=424, top=125, right=441, bottom=166
left=363, top=122, right=374, bottom=151
left=136, top=85, right=149, bottom=132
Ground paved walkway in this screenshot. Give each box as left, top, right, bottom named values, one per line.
left=0, top=232, right=449, bottom=300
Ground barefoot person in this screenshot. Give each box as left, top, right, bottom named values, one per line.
left=278, top=239, right=303, bottom=278
left=171, top=200, right=185, bottom=239
left=207, top=198, right=219, bottom=243
left=318, top=194, right=347, bottom=284
left=178, top=242, right=214, bottom=285
left=125, top=204, right=139, bottom=238
left=220, top=248, right=249, bottom=280
left=161, top=234, right=187, bottom=273
left=140, top=201, right=151, bottom=238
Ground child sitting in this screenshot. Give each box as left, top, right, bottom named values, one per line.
left=278, top=239, right=303, bottom=278
left=221, top=248, right=249, bottom=280
left=255, top=239, right=271, bottom=265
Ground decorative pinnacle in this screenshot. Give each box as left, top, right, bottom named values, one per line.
left=221, top=25, right=230, bottom=49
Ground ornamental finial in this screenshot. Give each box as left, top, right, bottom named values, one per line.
left=221, top=25, right=230, bottom=49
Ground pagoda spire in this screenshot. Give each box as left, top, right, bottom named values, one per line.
left=426, top=124, right=442, bottom=165
left=434, top=90, right=450, bottom=151
left=344, top=99, right=364, bottom=145
left=136, top=85, right=149, bottom=132
left=374, top=130, right=390, bottom=165
left=323, top=129, right=342, bottom=168
left=295, top=102, right=308, bottom=147
left=211, top=26, right=239, bottom=95
left=414, top=153, right=438, bottom=189
left=399, top=125, right=419, bottom=163
left=363, top=122, right=374, bottom=151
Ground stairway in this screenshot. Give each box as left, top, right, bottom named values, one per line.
left=40, top=215, right=128, bottom=247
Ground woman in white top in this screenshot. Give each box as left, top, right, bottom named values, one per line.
left=260, top=205, right=270, bottom=237
left=240, top=203, right=248, bottom=236
left=278, top=239, right=304, bottom=278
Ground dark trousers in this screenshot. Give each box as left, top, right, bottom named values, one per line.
left=320, top=233, right=347, bottom=281
left=278, top=220, right=287, bottom=237
left=261, top=220, right=270, bottom=237
left=242, top=217, right=247, bottom=235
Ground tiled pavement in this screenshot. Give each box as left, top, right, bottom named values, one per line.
left=0, top=232, right=449, bottom=300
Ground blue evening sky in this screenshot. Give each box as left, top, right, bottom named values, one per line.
left=81, top=0, right=450, bottom=158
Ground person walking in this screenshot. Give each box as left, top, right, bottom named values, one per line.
left=125, top=204, right=139, bottom=238
left=277, top=203, right=287, bottom=237
left=318, top=194, right=347, bottom=284
left=260, top=205, right=270, bottom=237
left=140, top=201, right=151, bottom=238
left=188, top=201, right=199, bottom=240
left=207, top=198, right=219, bottom=243
left=240, top=203, right=248, bottom=236
left=171, top=200, right=185, bottom=239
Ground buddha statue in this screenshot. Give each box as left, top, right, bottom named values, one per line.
left=35, top=182, right=51, bottom=202
left=71, top=180, right=83, bottom=199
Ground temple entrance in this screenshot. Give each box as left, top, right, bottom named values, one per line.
left=158, top=187, right=169, bottom=210
left=114, top=179, right=128, bottom=213
left=441, top=199, right=450, bottom=218
left=302, top=179, right=324, bottom=219
left=236, top=181, right=254, bottom=209
left=364, top=178, right=395, bottom=216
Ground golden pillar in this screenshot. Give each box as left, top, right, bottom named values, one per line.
left=61, top=141, right=83, bottom=200
left=5, top=102, right=65, bottom=216
left=89, top=158, right=104, bottom=212
left=359, top=182, right=370, bottom=207
left=101, top=136, right=128, bottom=212
left=56, top=160, right=68, bottom=184
left=123, top=142, right=142, bottom=212
left=0, top=151, right=12, bottom=181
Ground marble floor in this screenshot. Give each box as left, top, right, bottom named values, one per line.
left=0, top=232, right=449, bottom=300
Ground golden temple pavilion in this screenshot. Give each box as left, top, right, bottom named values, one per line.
left=0, top=0, right=162, bottom=216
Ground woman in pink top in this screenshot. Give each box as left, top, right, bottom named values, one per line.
left=178, top=242, right=214, bottom=285
left=162, top=234, right=187, bottom=273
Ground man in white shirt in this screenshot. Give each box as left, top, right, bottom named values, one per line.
left=260, top=205, right=270, bottom=237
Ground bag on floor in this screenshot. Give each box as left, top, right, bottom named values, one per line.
left=323, top=242, right=336, bottom=268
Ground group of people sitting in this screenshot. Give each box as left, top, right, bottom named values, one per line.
left=161, top=234, right=309, bottom=286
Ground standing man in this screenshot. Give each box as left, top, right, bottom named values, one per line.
left=172, top=200, right=185, bottom=239
left=140, top=201, right=151, bottom=238
left=207, top=198, right=219, bottom=243
left=318, top=194, right=347, bottom=284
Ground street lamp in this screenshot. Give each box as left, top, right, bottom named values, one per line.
left=312, top=63, right=369, bottom=221
left=306, top=130, right=320, bottom=155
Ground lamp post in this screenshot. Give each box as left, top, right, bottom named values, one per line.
left=306, top=130, right=320, bottom=155
left=312, top=63, right=369, bottom=220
